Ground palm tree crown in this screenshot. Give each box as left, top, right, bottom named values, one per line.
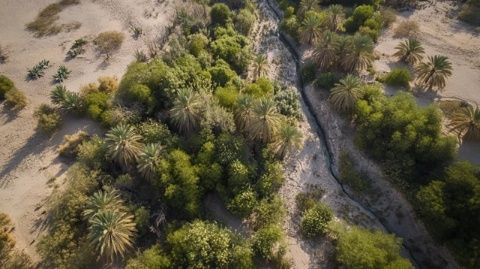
left=449, top=105, right=480, bottom=140
left=252, top=54, right=268, bottom=80
left=393, top=39, right=425, bottom=65
left=329, top=75, right=363, bottom=113
left=137, top=143, right=162, bottom=180
left=299, top=11, right=325, bottom=45
left=88, top=210, right=136, bottom=262
left=106, top=124, right=143, bottom=170
left=247, top=99, right=282, bottom=143
left=312, top=31, right=337, bottom=71
left=298, top=0, right=319, bottom=18
left=235, top=95, right=254, bottom=132
left=271, top=122, right=303, bottom=158
left=84, top=189, right=125, bottom=220
left=170, top=88, right=203, bottom=133
left=415, top=55, right=453, bottom=91
left=326, top=4, right=345, bottom=32
left=341, top=34, right=374, bottom=73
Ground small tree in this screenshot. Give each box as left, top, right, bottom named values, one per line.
left=94, top=31, right=125, bottom=59
left=34, top=104, right=62, bottom=134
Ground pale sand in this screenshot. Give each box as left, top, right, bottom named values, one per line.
left=0, top=0, right=175, bottom=260
left=375, top=0, right=480, bottom=165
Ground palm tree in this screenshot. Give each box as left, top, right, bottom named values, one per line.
left=448, top=105, right=480, bottom=140
left=298, top=0, right=319, bottom=18
left=50, top=85, right=84, bottom=112
left=252, top=54, right=268, bottom=80
left=84, top=189, right=124, bottom=220
left=88, top=210, right=136, bottom=262
left=312, top=31, right=337, bottom=71
left=415, top=55, right=453, bottom=90
left=247, top=99, right=282, bottom=143
left=393, top=39, right=425, bottom=65
left=170, top=88, right=202, bottom=133
left=271, top=122, right=303, bottom=158
left=326, top=4, right=345, bottom=32
left=341, top=34, right=374, bottom=73
left=234, top=95, right=254, bottom=132
left=106, top=124, right=143, bottom=170
left=137, top=143, right=162, bottom=180
left=329, top=75, right=363, bottom=113
left=298, top=12, right=324, bottom=45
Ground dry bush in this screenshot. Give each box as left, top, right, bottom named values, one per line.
left=58, top=131, right=90, bottom=157
left=5, top=89, right=27, bottom=111
left=80, top=82, right=99, bottom=96
left=26, top=1, right=81, bottom=37
left=0, top=45, right=8, bottom=64
left=393, top=20, right=419, bottom=38
left=381, top=8, right=397, bottom=28
left=98, top=76, right=119, bottom=93
left=93, top=31, right=125, bottom=59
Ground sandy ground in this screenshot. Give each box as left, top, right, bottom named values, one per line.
left=375, top=0, right=480, bottom=165
left=0, top=0, right=175, bottom=260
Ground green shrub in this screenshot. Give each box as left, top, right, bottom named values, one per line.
left=235, top=9, right=256, bottom=35
left=76, top=136, right=107, bottom=169
left=301, top=62, right=317, bottom=84
left=252, top=225, right=283, bottom=260
left=34, top=104, right=62, bottom=134
left=53, top=65, right=72, bottom=83
left=314, top=72, right=338, bottom=90
left=211, top=3, right=232, bottom=26
left=209, top=60, right=238, bottom=86
left=339, top=152, right=371, bottom=192
left=335, top=225, right=414, bottom=269
left=295, top=187, right=325, bottom=213
left=5, top=89, right=27, bottom=110
left=215, top=85, right=239, bottom=108
left=256, top=161, right=284, bottom=198
left=245, top=77, right=274, bottom=97
left=211, top=27, right=252, bottom=74
left=344, top=5, right=375, bottom=33
left=188, top=33, right=209, bottom=57
left=281, top=15, right=299, bottom=39
left=0, top=75, right=14, bottom=99
left=274, top=86, right=301, bottom=119
left=138, top=120, right=178, bottom=148
left=227, top=189, right=257, bottom=217
left=67, top=38, right=87, bottom=58
left=126, top=245, right=171, bottom=269
left=384, top=68, right=411, bottom=88
left=250, top=196, right=284, bottom=229
left=300, top=203, right=332, bottom=238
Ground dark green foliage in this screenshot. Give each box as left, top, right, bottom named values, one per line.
left=188, top=33, right=209, bottom=57
left=195, top=141, right=223, bottom=191
left=34, top=104, right=62, bottom=134
left=27, top=59, right=50, bottom=79
left=227, top=189, right=258, bottom=217
left=167, top=221, right=253, bottom=268
left=314, top=72, right=338, bottom=90
left=281, top=14, right=300, bottom=39
left=344, top=5, right=382, bottom=41
left=209, top=59, right=238, bottom=86
left=126, top=245, right=171, bottom=269
left=459, top=0, right=480, bottom=26
left=51, top=85, right=84, bottom=113
left=211, top=3, right=232, bottom=26
left=76, top=136, right=107, bottom=170
left=137, top=120, right=178, bottom=148
left=250, top=196, right=284, bottom=230
left=53, top=65, right=72, bottom=83
left=256, top=161, right=284, bottom=198
left=383, top=68, right=411, bottom=89
left=0, top=75, right=14, bottom=99
left=157, top=149, right=200, bottom=218
left=85, top=91, right=110, bottom=121
left=227, top=159, right=252, bottom=195
left=416, top=161, right=480, bottom=268
left=339, top=152, right=370, bottom=192
left=215, top=132, right=246, bottom=166
left=301, top=61, right=317, bottom=84
left=245, top=77, right=274, bottom=97
left=300, top=203, right=332, bottom=238
left=355, top=92, right=456, bottom=181
left=335, top=225, right=414, bottom=269
left=215, top=85, right=239, bottom=108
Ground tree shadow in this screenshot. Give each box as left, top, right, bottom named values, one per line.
left=0, top=103, right=19, bottom=124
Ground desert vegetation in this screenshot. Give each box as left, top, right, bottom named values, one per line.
left=276, top=0, right=480, bottom=267
left=26, top=0, right=81, bottom=37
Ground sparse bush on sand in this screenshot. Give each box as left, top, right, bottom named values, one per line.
left=53, top=65, right=72, bottom=83
left=5, top=89, right=27, bottom=111
left=58, top=131, right=90, bottom=158
left=34, top=104, right=62, bottom=134
left=383, top=67, right=412, bottom=89
left=26, top=0, right=80, bottom=37
left=393, top=20, right=419, bottom=38
left=27, top=60, right=50, bottom=80
left=67, top=38, right=87, bottom=59
left=94, top=31, right=125, bottom=59
left=0, top=75, right=15, bottom=99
